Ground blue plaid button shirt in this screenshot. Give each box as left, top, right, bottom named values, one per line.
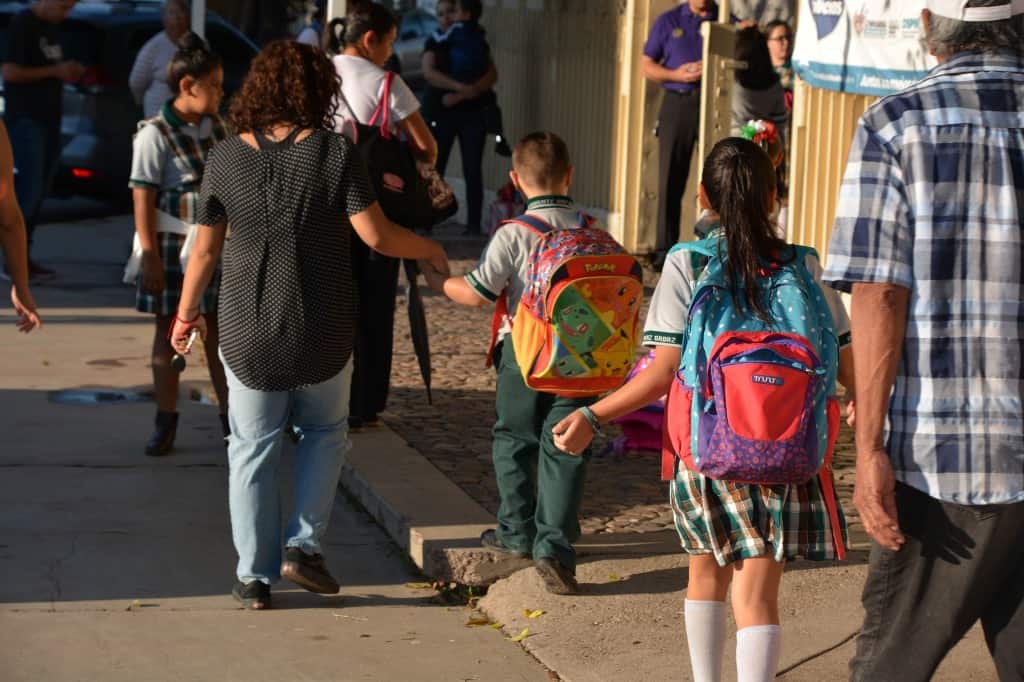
left=824, top=51, right=1024, bottom=506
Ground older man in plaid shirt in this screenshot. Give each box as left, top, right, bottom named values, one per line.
left=824, top=0, right=1024, bottom=678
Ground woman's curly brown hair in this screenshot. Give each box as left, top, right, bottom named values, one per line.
left=229, top=40, right=340, bottom=133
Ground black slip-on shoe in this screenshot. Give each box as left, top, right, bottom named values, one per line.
left=144, top=411, right=178, bottom=456
left=480, top=529, right=530, bottom=559
left=232, top=580, right=271, bottom=610
left=281, top=547, right=340, bottom=594
left=535, top=557, right=579, bottom=595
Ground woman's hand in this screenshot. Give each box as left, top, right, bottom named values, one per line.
left=552, top=410, right=595, bottom=456
left=418, top=259, right=445, bottom=291
left=170, top=313, right=207, bottom=355
left=10, top=283, right=41, bottom=333
left=141, top=250, right=165, bottom=295
left=426, top=241, right=450, bottom=278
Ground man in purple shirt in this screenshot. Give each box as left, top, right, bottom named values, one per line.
left=642, top=0, right=719, bottom=268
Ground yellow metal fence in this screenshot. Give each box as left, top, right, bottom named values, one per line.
left=786, top=79, right=876, bottom=259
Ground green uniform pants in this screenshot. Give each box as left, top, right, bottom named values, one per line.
left=492, top=341, right=594, bottom=570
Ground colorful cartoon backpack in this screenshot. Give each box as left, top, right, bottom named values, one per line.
left=486, top=213, right=644, bottom=397
left=662, top=237, right=845, bottom=556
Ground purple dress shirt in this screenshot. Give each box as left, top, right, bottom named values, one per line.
left=643, top=2, right=721, bottom=93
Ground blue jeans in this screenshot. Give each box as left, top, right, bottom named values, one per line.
left=7, top=117, right=61, bottom=248
left=222, top=352, right=354, bottom=585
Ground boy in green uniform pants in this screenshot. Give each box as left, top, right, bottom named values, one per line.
left=422, top=131, right=595, bottom=594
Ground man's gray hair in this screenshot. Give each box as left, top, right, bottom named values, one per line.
left=925, top=12, right=1024, bottom=57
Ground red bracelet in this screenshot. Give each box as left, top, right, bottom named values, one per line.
left=175, top=311, right=200, bottom=325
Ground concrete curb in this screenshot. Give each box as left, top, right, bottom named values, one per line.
left=341, top=424, right=535, bottom=585
left=340, top=423, right=685, bottom=586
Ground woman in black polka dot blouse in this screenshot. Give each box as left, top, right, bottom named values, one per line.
left=169, top=41, right=450, bottom=611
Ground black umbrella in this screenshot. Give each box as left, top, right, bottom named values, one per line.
left=402, top=258, right=433, bottom=405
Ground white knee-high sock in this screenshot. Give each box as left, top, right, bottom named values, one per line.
left=684, top=599, right=727, bottom=682
left=736, top=624, right=782, bottom=682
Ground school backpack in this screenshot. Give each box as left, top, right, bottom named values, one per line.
left=661, top=237, right=845, bottom=555
left=337, top=73, right=457, bottom=229
left=486, top=213, right=644, bottom=397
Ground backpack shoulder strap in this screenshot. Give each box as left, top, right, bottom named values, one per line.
left=501, top=214, right=553, bottom=235
left=369, top=71, right=395, bottom=138
left=669, top=238, right=718, bottom=259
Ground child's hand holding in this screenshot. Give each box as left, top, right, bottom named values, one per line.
left=552, top=410, right=596, bottom=456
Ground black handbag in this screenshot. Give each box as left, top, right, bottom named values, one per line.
left=340, top=73, right=457, bottom=229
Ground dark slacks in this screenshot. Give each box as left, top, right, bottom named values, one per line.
left=434, top=106, right=487, bottom=232
left=850, top=482, right=1024, bottom=682
left=491, top=341, right=594, bottom=569
left=655, top=90, right=700, bottom=254
left=349, top=236, right=401, bottom=422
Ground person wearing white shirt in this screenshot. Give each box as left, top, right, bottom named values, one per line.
left=329, top=2, right=438, bottom=428
left=129, top=0, right=189, bottom=118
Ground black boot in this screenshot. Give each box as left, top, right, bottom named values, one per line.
left=144, top=411, right=178, bottom=456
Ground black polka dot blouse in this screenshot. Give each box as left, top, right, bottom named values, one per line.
left=196, top=129, right=376, bottom=392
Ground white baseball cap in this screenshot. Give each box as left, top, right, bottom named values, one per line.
left=926, top=0, right=1024, bottom=21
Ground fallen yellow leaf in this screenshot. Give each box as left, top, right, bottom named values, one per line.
left=490, top=623, right=503, bottom=630
left=403, top=582, right=434, bottom=590
left=509, top=628, right=530, bottom=642
left=524, top=609, right=545, bottom=619
left=466, top=616, right=490, bottom=627
left=607, top=573, right=623, bottom=582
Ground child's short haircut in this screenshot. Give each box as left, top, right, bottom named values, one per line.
left=513, top=132, right=571, bottom=189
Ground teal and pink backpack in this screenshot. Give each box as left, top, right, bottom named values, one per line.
left=662, top=237, right=845, bottom=558
left=486, top=213, right=644, bottom=397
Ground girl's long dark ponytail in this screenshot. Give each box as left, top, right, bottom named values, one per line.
left=701, top=137, right=787, bottom=323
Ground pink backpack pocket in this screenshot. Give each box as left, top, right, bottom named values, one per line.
left=697, top=332, right=824, bottom=485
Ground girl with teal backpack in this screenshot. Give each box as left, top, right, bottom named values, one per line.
left=553, top=138, right=855, bottom=682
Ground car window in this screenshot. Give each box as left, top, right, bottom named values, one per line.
left=205, top=26, right=255, bottom=96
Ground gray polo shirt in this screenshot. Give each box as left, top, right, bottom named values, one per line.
left=129, top=103, right=219, bottom=195
left=465, top=195, right=589, bottom=341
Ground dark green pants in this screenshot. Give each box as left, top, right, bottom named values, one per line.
left=492, top=341, right=594, bottom=569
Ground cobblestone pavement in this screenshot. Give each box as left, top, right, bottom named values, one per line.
left=380, top=225, right=867, bottom=549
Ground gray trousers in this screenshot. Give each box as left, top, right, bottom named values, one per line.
left=850, top=482, right=1024, bottom=682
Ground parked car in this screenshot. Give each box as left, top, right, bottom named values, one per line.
left=0, top=0, right=257, bottom=204
left=393, top=8, right=437, bottom=96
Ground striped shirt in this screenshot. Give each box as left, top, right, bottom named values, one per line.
left=823, top=51, right=1024, bottom=506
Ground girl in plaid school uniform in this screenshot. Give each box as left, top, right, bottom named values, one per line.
left=127, top=33, right=229, bottom=456
left=553, top=138, right=854, bottom=682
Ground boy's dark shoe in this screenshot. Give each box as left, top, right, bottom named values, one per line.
left=480, top=529, right=530, bottom=558
left=144, top=411, right=179, bottom=456
left=535, top=557, right=579, bottom=595
left=281, top=547, right=340, bottom=594
left=232, top=580, right=271, bottom=610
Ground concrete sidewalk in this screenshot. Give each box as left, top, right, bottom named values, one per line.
left=2, top=207, right=998, bottom=681
left=340, top=420, right=997, bottom=682
left=0, top=211, right=551, bottom=682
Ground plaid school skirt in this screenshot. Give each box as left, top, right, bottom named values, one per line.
left=136, top=232, right=219, bottom=316
left=669, top=461, right=848, bottom=567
